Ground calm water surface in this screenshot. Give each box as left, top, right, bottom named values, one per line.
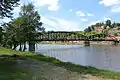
left=35, top=44, right=120, bottom=72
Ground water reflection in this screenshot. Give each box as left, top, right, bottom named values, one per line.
left=35, top=44, right=120, bottom=72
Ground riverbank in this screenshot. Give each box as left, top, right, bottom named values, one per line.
left=0, top=48, right=120, bottom=80
left=39, top=41, right=120, bottom=45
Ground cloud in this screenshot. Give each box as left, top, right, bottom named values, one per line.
left=41, top=15, right=58, bottom=28
left=88, top=20, right=100, bottom=26
left=111, top=5, right=120, bottom=12
left=99, top=0, right=120, bottom=6
left=81, top=18, right=88, bottom=22
left=76, top=11, right=86, bottom=17
left=103, top=17, right=111, bottom=21
left=88, top=16, right=111, bottom=26
left=99, top=0, right=120, bottom=13
left=87, top=13, right=94, bottom=16
left=69, top=9, right=73, bottom=11
left=31, top=0, right=60, bottom=11
left=76, top=11, right=94, bottom=17
left=41, top=16, right=83, bottom=31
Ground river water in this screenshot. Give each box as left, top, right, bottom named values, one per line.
left=34, top=44, right=120, bottom=72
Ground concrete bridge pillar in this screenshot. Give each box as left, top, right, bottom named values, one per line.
left=113, top=40, right=119, bottom=45
left=84, top=41, right=90, bottom=46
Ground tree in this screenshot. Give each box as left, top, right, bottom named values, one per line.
left=19, top=3, right=44, bottom=51
left=106, top=20, right=111, bottom=28
left=0, top=0, right=19, bottom=18
left=1, top=3, right=44, bottom=51
left=11, top=17, right=25, bottom=50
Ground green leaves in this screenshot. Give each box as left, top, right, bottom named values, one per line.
left=1, top=3, right=44, bottom=51
left=0, top=0, right=20, bottom=18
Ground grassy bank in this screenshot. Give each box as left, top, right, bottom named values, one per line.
left=0, top=48, right=120, bottom=79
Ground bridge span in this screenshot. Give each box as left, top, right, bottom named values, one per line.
left=29, top=31, right=120, bottom=52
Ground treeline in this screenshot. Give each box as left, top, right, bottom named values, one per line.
left=0, top=2, right=45, bottom=51
left=84, top=20, right=120, bottom=32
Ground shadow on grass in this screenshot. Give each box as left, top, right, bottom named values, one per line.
left=0, top=58, right=27, bottom=80
left=0, top=48, right=120, bottom=80
left=0, top=57, right=47, bottom=80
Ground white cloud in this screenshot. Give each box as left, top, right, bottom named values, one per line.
left=81, top=18, right=88, bottom=22
left=99, top=0, right=120, bottom=6
left=88, top=20, right=100, bottom=26
left=76, top=11, right=94, bottom=17
left=41, top=15, right=58, bottom=28
left=99, top=0, right=120, bottom=13
left=103, top=17, right=111, bottom=21
left=41, top=16, right=83, bottom=31
left=31, top=0, right=60, bottom=11
left=111, top=5, right=120, bottom=12
left=88, top=16, right=111, bottom=26
left=76, top=11, right=86, bottom=17
left=69, top=9, right=73, bottom=11
left=87, top=13, right=94, bottom=16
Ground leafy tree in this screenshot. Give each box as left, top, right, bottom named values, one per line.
left=1, top=3, right=44, bottom=51
left=0, top=0, right=19, bottom=18
left=19, top=3, right=44, bottom=51
left=84, top=26, right=92, bottom=32
left=106, top=20, right=111, bottom=28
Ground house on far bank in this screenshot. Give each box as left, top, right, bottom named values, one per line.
left=106, top=36, right=120, bottom=40
left=95, top=26, right=104, bottom=32
left=113, top=26, right=118, bottom=30
left=113, top=26, right=120, bottom=30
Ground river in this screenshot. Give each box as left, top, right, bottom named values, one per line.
left=34, top=44, right=120, bottom=72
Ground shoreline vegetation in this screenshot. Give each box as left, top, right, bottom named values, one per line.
left=39, top=41, right=120, bottom=45
left=0, top=48, right=120, bottom=80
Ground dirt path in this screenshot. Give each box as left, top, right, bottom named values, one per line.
left=16, top=59, right=111, bottom=80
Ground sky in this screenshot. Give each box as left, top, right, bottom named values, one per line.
left=1, top=0, right=120, bottom=31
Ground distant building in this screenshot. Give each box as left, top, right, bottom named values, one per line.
left=96, top=27, right=104, bottom=32
left=113, top=26, right=118, bottom=30
left=106, top=36, right=120, bottom=40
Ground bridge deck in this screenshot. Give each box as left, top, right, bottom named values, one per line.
left=35, top=39, right=118, bottom=41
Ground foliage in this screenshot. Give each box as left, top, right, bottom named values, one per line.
left=1, top=3, right=44, bottom=51
left=0, top=0, right=19, bottom=18
left=84, top=22, right=105, bottom=32
left=84, top=20, right=120, bottom=37
left=106, top=19, right=111, bottom=27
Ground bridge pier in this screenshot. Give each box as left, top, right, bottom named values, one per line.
left=84, top=41, right=90, bottom=46
left=113, top=40, right=119, bottom=45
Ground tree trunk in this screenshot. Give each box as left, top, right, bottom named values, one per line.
left=19, top=43, right=22, bottom=51
left=13, top=43, right=17, bottom=50
left=29, top=41, right=35, bottom=52
left=23, top=42, right=27, bottom=51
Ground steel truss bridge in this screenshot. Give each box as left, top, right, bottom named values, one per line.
left=35, top=31, right=119, bottom=42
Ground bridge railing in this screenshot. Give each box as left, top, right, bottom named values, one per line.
left=35, top=32, right=109, bottom=41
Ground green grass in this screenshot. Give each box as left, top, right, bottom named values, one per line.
left=0, top=47, right=120, bottom=80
